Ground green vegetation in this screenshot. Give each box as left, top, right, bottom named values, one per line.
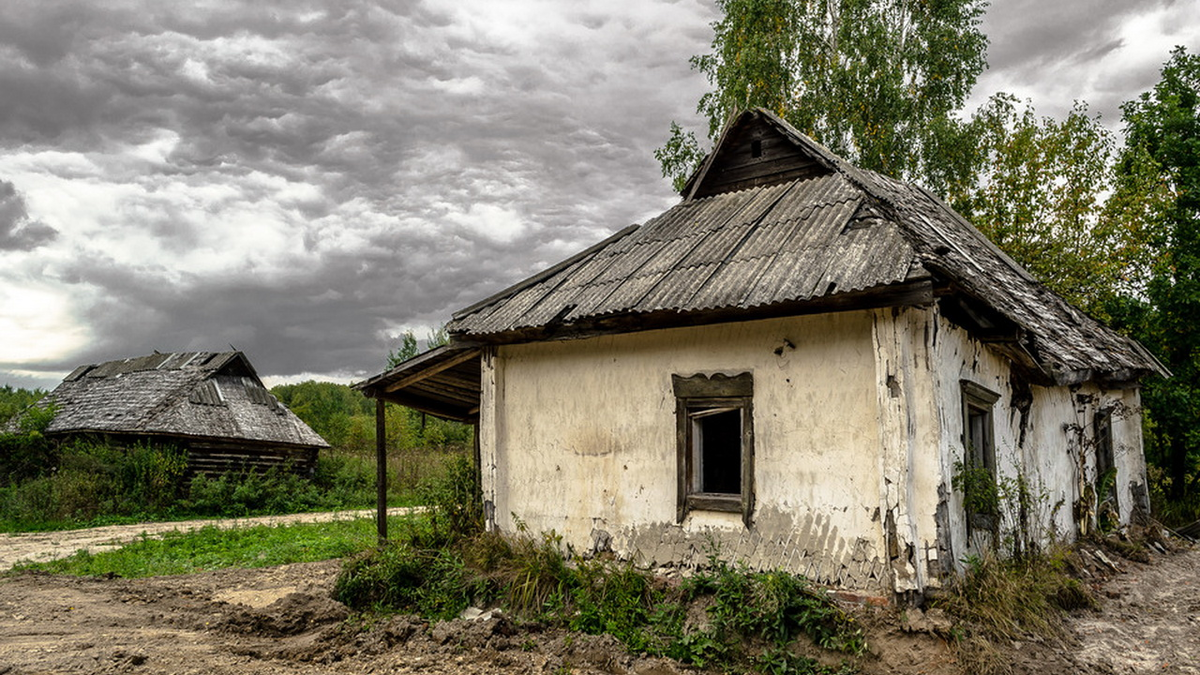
left=936, top=550, right=1095, bottom=675
left=11, top=515, right=411, bottom=578
left=0, top=435, right=408, bottom=531
left=0, top=358, right=471, bottom=531
left=664, top=2, right=1200, bottom=525
left=1109, top=47, right=1200, bottom=524
left=0, top=385, right=46, bottom=428
left=269, top=375, right=472, bottom=493
left=335, top=459, right=863, bottom=675
left=657, top=0, right=988, bottom=191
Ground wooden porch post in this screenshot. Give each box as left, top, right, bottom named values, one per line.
left=376, top=397, right=387, bottom=544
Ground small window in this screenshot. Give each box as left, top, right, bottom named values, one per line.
left=960, top=381, right=999, bottom=532
left=673, top=373, right=754, bottom=525
left=1095, top=408, right=1118, bottom=514
left=750, top=139, right=763, bottom=158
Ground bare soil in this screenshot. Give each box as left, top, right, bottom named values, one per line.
left=0, top=530, right=1195, bottom=675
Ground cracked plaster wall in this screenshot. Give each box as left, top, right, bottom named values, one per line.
left=475, top=305, right=1151, bottom=595
left=926, top=313, right=1150, bottom=570
left=478, top=311, right=891, bottom=592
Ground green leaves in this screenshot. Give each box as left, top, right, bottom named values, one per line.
left=659, top=0, right=988, bottom=190
left=943, top=95, right=1154, bottom=317
left=1115, top=46, right=1200, bottom=507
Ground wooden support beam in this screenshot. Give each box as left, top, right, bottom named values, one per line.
left=384, top=349, right=481, bottom=393
left=380, top=391, right=475, bottom=423
left=376, top=398, right=387, bottom=545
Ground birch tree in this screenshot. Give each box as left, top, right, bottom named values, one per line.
left=657, top=0, right=988, bottom=190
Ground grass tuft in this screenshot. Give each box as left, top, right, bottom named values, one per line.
left=934, top=549, right=1096, bottom=675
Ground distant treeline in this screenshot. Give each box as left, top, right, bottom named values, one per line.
left=0, top=385, right=46, bottom=427
left=269, top=380, right=471, bottom=454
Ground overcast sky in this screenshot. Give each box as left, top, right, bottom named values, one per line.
left=1, top=0, right=1196, bottom=391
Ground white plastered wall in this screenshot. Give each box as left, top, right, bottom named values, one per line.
left=478, top=311, right=893, bottom=591
left=475, top=304, right=1152, bottom=592
left=926, top=313, right=1150, bottom=568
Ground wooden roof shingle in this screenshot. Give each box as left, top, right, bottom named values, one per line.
left=38, top=351, right=329, bottom=449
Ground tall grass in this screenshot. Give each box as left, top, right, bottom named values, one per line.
left=0, top=437, right=466, bottom=532
left=934, top=549, right=1096, bottom=675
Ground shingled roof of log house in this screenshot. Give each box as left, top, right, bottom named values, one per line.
left=37, top=351, right=328, bottom=448
left=446, top=109, right=1165, bottom=388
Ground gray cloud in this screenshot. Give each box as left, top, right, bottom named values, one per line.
left=0, top=0, right=716, bottom=383
left=0, top=181, right=57, bottom=251
left=4, top=0, right=1186, bottom=387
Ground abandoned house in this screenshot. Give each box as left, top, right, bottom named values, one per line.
left=30, top=351, right=328, bottom=476
left=357, top=109, right=1166, bottom=596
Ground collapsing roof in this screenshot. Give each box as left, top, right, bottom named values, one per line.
left=360, top=109, right=1164, bottom=413
left=42, top=351, right=328, bottom=449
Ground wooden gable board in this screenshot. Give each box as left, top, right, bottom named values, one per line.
left=686, top=112, right=831, bottom=200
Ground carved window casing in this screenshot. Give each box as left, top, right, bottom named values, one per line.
left=673, top=372, right=754, bottom=526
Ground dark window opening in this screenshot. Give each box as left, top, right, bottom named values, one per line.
left=966, top=402, right=993, bottom=470
left=691, top=407, right=742, bottom=494
left=960, top=381, right=1000, bottom=534
left=750, top=139, right=763, bottom=158
left=1095, top=408, right=1118, bottom=512
left=673, top=373, right=754, bottom=525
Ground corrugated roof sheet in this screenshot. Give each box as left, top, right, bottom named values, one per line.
left=447, top=109, right=1164, bottom=386
left=450, top=171, right=897, bottom=337
left=38, top=351, right=328, bottom=448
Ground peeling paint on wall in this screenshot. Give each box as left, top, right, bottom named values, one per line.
left=618, top=506, right=887, bottom=592
left=476, top=304, right=1152, bottom=597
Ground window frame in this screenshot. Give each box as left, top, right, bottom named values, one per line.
left=672, top=372, right=754, bottom=526
left=1094, top=407, right=1118, bottom=511
left=960, top=380, right=1000, bottom=533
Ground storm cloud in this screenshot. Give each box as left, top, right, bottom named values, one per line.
left=0, top=0, right=1194, bottom=388
left=0, top=180, right=57, bottom=251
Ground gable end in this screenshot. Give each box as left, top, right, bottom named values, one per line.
left=685, top=111, right=832, bottom=200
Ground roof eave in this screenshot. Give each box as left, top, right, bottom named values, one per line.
left=457, top=279, right=937, bottom=347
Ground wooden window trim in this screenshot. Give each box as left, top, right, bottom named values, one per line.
left=673, top=373, right=755, bottom=527
left=1094, top=408, right=1118, bottom=512
left=960, top=380, right=999, bottom=533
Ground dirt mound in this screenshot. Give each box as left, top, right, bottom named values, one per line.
left=213, top=591, right=350, bottom=636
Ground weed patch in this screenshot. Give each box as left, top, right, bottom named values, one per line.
left=334, top=462, right=862, bottom=675
left=934, top=549, right=1095, bottom=675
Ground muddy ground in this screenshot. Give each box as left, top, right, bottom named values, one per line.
left=0, top=539, right=1195, bottom=674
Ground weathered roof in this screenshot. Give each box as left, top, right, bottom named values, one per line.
left=446, top=109, right=1164, bottom=387
left=39, top=351, right=328, bottom=448
left=353, top=345, right=481, bottom=422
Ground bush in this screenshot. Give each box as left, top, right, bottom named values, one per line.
left=0, top=401, right=58, bottom=486
left=0, top=439, right=187, bottom=529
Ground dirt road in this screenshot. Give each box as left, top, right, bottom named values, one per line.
left=0, top=529, right=1195, bottom=674
left=0, top=508, right=417, bottom=571
left=1072, top=544, right=1200, bottom=673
